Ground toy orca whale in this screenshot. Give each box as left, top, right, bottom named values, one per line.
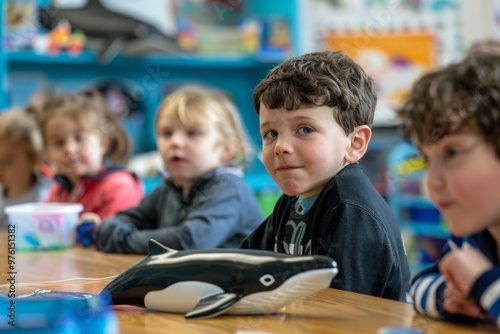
left=100, top=239, right=338, bottom=319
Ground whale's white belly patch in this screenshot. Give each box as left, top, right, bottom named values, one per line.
left=145, top=281, right=223, bottom=313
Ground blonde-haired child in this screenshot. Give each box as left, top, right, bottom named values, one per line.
left=94, top=85, right=263, bottom=253
left=0, top=108, right=52, bottom=229
left=36, top=88, right=143, bottom=224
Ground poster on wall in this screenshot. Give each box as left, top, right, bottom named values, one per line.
left=325, top=31, right=436, bottom=125
left=3, top=0, right=38, bottom=50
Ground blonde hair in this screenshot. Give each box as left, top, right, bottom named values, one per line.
left=155, top=85, right=252, bottom=167
left=31, top=88, right=131, bottom=165
left=0, top=108, right=43, bottom=164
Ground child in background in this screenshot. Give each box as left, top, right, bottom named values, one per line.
left=241, top=51, right=411, bottom=302
left=0, top=108, right=52, bottom=229
left=398, top=52, right=500, bottom=327
left=94, top=85, right=263, bottom=254
left=35, top=88, right=143, bottom=224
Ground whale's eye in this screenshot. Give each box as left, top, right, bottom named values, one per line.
left=259, top=274, right=275, bottom=287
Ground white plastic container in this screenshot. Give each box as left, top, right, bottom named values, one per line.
left=4, top=203, right=83, bottom=251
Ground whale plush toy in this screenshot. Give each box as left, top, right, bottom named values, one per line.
left=100, top=239, right=338, bottom=319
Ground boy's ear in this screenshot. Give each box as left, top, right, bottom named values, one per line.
left=344, top=125, right=372, bottom=164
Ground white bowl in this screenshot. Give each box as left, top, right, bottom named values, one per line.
left=4, top=203, right=83, bottom=251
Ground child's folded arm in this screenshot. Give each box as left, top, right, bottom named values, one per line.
left=177, top=180, right=261, bottom=250
left=470, top=267, right=500, bottom=324
left=410, top=242, right=485, bottom=324
left=94, top=186, right=163, bottom=253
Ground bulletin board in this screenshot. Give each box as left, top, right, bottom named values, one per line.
left=324, top=31, right=437, bottom=119
left=325, top=31, right=436, bottom=66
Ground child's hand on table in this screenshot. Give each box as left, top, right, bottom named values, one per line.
left=442, top=282, right=483, bottom=318
left=439, top=247, right=493, bottom=318
left=77, top=212, right=102, bottom=247
left=79, top=212, right=102, bottom=226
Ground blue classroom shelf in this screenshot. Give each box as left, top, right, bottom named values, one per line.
left=0, top=1, right=300, bottom=193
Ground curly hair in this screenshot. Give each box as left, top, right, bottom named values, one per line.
left=253, top=50, right=377, bottom=135
left=466, top=38, right=500, bottom=57
left=397, top=52, right=500, bottom=158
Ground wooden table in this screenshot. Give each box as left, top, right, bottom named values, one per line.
left=0, top=231, right=498, bottom=334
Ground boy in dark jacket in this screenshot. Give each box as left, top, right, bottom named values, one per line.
left=241, top=51, right=411, bottom=302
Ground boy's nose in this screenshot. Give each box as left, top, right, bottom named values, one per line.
left=274, top=136, right=292, bottom=155
left=424, top=159, right=444, bottom=191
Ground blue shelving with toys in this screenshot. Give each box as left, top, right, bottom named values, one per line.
left=0, top=0, right=301, bottom=205
left=1, top=0, right=407, bottom=217
left=387, top=141, right=449, bottom=275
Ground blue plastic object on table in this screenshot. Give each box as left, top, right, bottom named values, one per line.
left=0, top=289, right=116, bottom=333
left=77, top=220, right=96, bottom=247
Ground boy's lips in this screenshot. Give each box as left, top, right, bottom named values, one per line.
left=276, top=164, right=300, bottom=171
left=435, top=201, right=452, bottom=210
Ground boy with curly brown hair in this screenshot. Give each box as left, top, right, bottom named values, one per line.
left=399, top=52, right=500, bottom=327
left=241, top=51, right=411, bottom=302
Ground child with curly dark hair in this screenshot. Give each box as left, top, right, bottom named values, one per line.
left=398, top=52, right=500, bottom=327
left=241, top=50, right=411, bottom=302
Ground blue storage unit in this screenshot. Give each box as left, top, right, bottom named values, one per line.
left=0, top=0, right=403, bottom=202
left=387, top=141, right=449, bottom=275
left=6, top=52, right=276, bottom=149
left=0, top=1, right=8, bottom=110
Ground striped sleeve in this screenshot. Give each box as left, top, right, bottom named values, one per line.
left=411, top=272, right=446, bottom=319
left=469, top=268, right=500, bottom=327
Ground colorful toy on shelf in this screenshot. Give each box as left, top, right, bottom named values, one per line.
left=258, top=17, right=292, bottom=57
left=267, top=19, right=291, bottom=51
left=177, top=29, right=196, bottom=52
left=48, top=19, right=71, bottom=54
left=39, top=0, right=181, bottom=63
left=68, top=29, right=86, bottom=55
left=240, top=19, right=261, bottom=54
left=48, top=19, right=86, bottom=55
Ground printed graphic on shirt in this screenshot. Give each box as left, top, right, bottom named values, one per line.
left=282, top=219, right=311, bottom=255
